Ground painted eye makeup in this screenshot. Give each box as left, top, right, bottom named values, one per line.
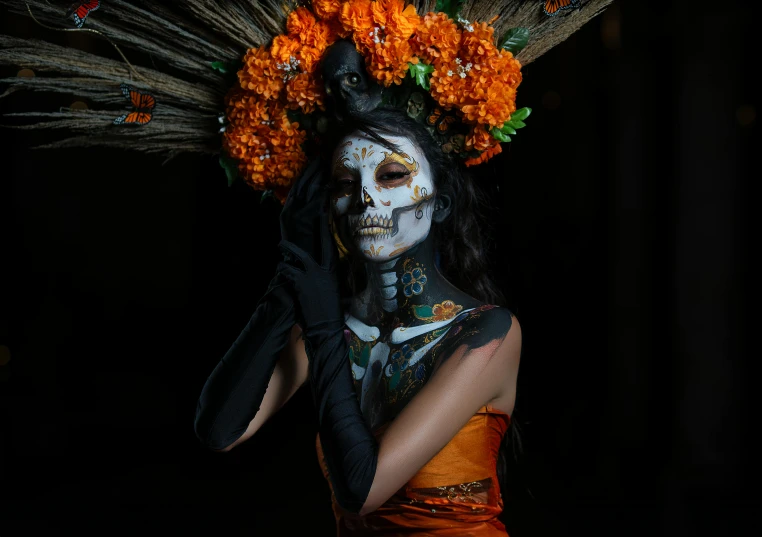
left=330, top=162, right=358, bottom=190
left=376, top=164, right=411, bottom=186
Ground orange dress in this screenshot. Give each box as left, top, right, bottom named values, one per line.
left=316, top=403, right=511, bottom=536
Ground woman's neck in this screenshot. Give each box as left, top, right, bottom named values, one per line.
left=349, top=236, right=480, bottom=327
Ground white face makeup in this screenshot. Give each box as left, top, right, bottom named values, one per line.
left=330, top=132, right=436, bottom=263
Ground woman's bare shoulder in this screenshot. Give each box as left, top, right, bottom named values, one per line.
left=452, top=304, right=517, bottom=350
left=430, top=305, right=519, bottom=375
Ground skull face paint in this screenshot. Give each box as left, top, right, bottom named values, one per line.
left=330, top=132, right=436, bottom=262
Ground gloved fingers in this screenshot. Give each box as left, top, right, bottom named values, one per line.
left=295, top=158, right=322, bottom=203
left=280, top=158, right=321, bottom=228
left=276, top=260, right=304, bottom=283
left=319, top=206, right=337, bottom=269
left=304, top=158, right=325, bottom=202
left=278, top=239, right=313, bottom=273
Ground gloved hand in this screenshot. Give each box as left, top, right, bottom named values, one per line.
left=278, top=156, right=342, bottom=329
left=277, top=161, right=379, bottom=514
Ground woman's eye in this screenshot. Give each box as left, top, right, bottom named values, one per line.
left=379, top=172, right=408, bottom=181
left=333, top=177, right=355, bottom=187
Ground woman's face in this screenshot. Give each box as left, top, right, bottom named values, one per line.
left=330, top=132, right=436, bottom=263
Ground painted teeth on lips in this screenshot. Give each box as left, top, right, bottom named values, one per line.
left=354, top=214, right=393, bottom=238
left=356, top=214, right=393, bottom=230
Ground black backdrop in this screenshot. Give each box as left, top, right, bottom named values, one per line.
left=0, top=1, right=757, bottom=536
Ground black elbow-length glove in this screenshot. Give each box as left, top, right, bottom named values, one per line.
left=193, top=158, right=323, bottom=451
left=193, top=272, right=295, bottom=451
left=277, top=159, right=379, bottom=514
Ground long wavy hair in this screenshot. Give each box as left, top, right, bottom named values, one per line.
left=320, top=108, right=528, bottom=504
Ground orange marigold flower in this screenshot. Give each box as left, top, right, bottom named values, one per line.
left=238, top=46, right=284, bottom=100
left=461, top=81, right=517, bottom=127
left=287, top=7, right=317, bottom=38
left=460, top=21, right=498, bottom=60
left=309, top=20, right=339, bottom=51
left=289, top=10, right=339, bottom=55
left=366, top=36, right=414, bottom=86
left=285, top=72, right=326, bottom=113
left=339, top=0, right=374, bottom=35
left=313, top=0, right=341, bottom=21
left=225, top=90, right=275, bottom=131
left=223, top=107, right=308, bottom=195
left=465, top=124, right=494, bottom=152
left=465, top=142, right=501, bottom=166
left=412, top=12, right=461, bottom=63
left=429, top=59, right=468, bottom=109
left=371, top=0, right=420, bottom=38
left=270, top=35, right=301, bottom=65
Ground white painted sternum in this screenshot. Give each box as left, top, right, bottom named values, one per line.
left=331, top=132, right=436, bottom=263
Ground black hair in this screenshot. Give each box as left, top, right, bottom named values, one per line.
left=321, top=107, right=529, bottom=505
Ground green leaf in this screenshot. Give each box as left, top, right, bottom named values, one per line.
left=501, top=125, right=517, bottom=135
left=260, top=190, right=275, bottom=203
left=512, top=107, right=532, bottom=121
left=211, top=61, right=227, bottom=73
left=498, top=27, right=530, bottom=55
left=434, top=0, right=464, bottom=19
left=389, top=369, right=401, bottom=390
left=408, top=62, right=434, bottom=90
left=359, top=344, right=370, bottom=367
left=490, top=127, right=511, bottom=143
left=218, top=154, right=239, bottom=187
left=507, top=119, right=526, bottom=129
left=211, top=59, right=243, bottom=77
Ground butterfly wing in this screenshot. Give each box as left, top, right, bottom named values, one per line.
left=135, top=92, right=156, bottom=111
left=437, top=116, right=456, bottom=133
left=426, top=108, right=442, bottom=126
left=120, top=82, right=132, bottom=101
left=115, top=83, right=155, bottom=125
left=131, top=112, right=153, bottom=125
left=120, top=112, right=142, bottom=125
left=543, top=0, right=580, bottom=16
left=68, top=1, right=101, bottom=28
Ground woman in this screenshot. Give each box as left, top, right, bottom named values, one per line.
left=195, top=97, right=521, bottom=534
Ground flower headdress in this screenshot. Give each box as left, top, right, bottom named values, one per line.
left=0, top=0, right=613, bottom=202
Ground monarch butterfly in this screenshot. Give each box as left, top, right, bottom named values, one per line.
left=426, top=107, right=443, bottom=126
left=67, top=1, right=100, bottom=28
left=114, top=83, right=156, bottom=126
left=543, top=0, right=581, bottom=16
left=437, top=115, right=456, bottom=133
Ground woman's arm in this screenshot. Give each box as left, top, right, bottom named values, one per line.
left=361, top=313, right=521, bottom=514
left=216, top=324, right=309, bottom=452
left=194, top=272, right=298, bottom=452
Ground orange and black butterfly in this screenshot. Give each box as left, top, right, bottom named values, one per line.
left=426, top=107, right=443, bottom=127
left=67, top=1, right=100, bottom=28
left=543, top=0, right=581, bottom=16
left=114, top=83, right=156, bottom=126
left=436, top=115, right=457, bottom=133
left=427, top=108, right=457, bottom=134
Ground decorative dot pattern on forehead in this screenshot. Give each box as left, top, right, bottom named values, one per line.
left=331, top=131, right=436, bottom=263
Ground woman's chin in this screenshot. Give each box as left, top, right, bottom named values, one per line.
left=348, top=235, right=413, bottom=263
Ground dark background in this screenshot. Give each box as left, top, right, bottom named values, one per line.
left=0, top=1, right=757, bottom=536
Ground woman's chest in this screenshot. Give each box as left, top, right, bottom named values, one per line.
left=345, top=320, right=463, bottom=430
